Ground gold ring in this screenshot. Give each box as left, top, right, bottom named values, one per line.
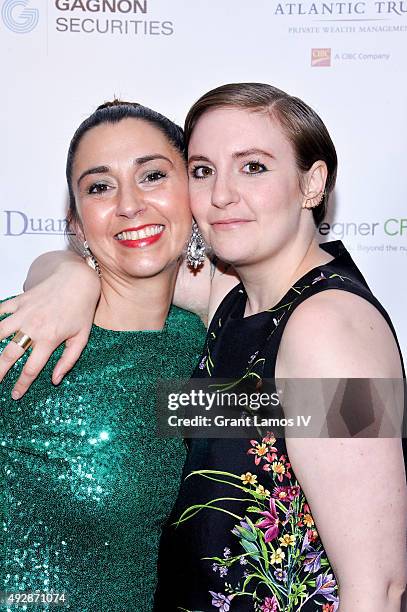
left=12, top=331, right=33, bottom=351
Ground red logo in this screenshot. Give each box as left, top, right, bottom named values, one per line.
left=311, top=48, right=331, bottom=67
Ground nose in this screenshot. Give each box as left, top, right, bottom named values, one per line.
left=211, top=173, right=239, bottom=209
left=115, top=184, right=146, bottom=218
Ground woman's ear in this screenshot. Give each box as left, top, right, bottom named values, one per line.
left=301, top=161, right=328, bottom=209
left=66, top=211, right=85, bottom=253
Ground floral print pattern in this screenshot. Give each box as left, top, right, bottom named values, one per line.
left=178, top=432, right=339, bottom=611
left=174, top=266, right=353, bottom=611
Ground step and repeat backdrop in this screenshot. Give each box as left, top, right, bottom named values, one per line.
left=1, top=0, right=406, bottom=357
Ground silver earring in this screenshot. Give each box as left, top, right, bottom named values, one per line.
left=83, top=240, right=101, bottom=277
left=186, top=222, right=206, bottom=270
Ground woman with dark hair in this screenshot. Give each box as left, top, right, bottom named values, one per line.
left=0, top=100, right=207, bottom=610
left=1, top=84, right=406, bottom=611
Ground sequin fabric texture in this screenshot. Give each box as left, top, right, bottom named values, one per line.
left=0, top=304, right=206, bottom=612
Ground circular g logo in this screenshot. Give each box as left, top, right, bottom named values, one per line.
left=2, top=0, right=39, bottom=33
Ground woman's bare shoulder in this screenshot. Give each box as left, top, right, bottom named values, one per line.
left=276, top=289, right=402, bottom=378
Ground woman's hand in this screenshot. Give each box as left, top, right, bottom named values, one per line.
left=0, top=255, right=101, bottom=399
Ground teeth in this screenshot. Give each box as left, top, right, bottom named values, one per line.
left=116, top=225, right=164, bottom=241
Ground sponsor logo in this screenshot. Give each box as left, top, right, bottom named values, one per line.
left=276, top=1, right=407, bottom=17
left=53, top=0, right=175, bottom=36
left=1, top=0, right=39, bottom=33
left=319, top=218, right=407, bottom=238
left=335, top=51, right=390, bottom=60
left=286, top=2, right=407, bottom=36
left=55, top=0, right=147, bottom=12
left=318, top=218, right=407, bottom=255
left=1, top=210, right=69, bottom=236
left=311, top=47, right=331, bottom=66
left=310, top=48, right=391, bottom=65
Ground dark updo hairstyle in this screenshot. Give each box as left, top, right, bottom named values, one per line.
left=65, top=99, right=185, bottom=248
left=184, top=83, right=337, bottom=226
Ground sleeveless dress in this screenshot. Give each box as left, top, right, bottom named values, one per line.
left=0, top=305, right=206, bottom=612
left=155, top=241, right=405, bottom=612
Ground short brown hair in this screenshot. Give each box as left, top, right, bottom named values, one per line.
left=184, top=83, right=337, bottom=226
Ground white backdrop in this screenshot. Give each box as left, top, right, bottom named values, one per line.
left=1, top=0, right=406, bottom=359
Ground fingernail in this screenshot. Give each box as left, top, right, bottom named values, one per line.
left=53, top=376, right=61, bottom=386
left=12, top=390, right=21, bottom=400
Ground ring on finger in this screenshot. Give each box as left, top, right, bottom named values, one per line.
left=12, top=330, right=33, bottom=352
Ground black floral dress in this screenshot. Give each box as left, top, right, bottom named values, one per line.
left=154, top=241, right=405, bottom=612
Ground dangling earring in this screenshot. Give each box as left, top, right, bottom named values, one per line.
left=83, top=240, right=101, bottom=277
left=186, top=221, right=206, bottom=270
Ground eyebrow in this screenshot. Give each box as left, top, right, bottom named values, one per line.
left=188, top=148, right=275, bottom=164
left=77, top=166, right=110, bottom=186
left=77, top=154, right=173, bottom=186
left=233, top=148, right=275, bottom=160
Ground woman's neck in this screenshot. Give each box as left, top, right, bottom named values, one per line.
left=93, top=267, right=178, bottom=331
left=237, top=237, right=334, bottom=317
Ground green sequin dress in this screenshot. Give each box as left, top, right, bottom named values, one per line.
left=0, top=303, right=206, bottom=611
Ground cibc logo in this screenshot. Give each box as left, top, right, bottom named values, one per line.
left=311, top=48, right=331, bottom=67
left=2, top=0, right=39, bottom=33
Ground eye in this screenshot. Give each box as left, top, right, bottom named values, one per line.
left=243, top=161, right=268, bottom=174
left=142, top=170, right=167, bottom=183
left=88, top=182, right=110, bottom=194
left=190, top=165, right=214, bottom=179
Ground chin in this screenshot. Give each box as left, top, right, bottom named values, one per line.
left=209, top=241, right=255, bottom=267
left=125, top=259, right=179, bottom=279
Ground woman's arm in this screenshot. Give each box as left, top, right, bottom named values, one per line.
left=277, top=290, right=407, bottom=611
left=173, top=256, right=239, bottom=326
left=0, top=250, right=239, bottom=398
left=23, top=249, right=86, bottom=290
left=0, top=251, right=100, bottom=398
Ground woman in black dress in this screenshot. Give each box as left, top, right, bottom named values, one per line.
left=1, top=83, right=406, bottom=611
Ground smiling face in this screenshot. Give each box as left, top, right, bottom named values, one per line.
left=188, top=107, right=317, bottom=267
left=71, top=118, right=191, bottom=279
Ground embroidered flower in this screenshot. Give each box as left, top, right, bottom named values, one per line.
left=298, top=504, right=315, bottom=528
left=279, top=533, right=296, bottom=547
left=209, top=592, right=232, bottom=611
left=247, top=441, right=268, bottom=465
left=248, top=351, right=259, bottom=364
left=198, top=356, right=207, bottom=370
left=239, top=556, right=248, bottom=565
left=233, top=518, right=257, bottom=541
left=256, top=484, right=270, bottom=497
left=263, top=431, right=277, bottom=445
left=288, top=485, right=300, bottom=499
left=219, top=566, right=228, bottom=577
left=303, top=513, right=314, bottom=528
left=265, top=449, right=278, bottom=463
left=303, top=550, right=323, bottom=573
left=261, top=596, right=279, bottom=612
left=271, top=461, right=286, bottom=481
left=223, top=547, right=231, bottom=559
left=272, top=486, right=290, bottom=501
left=307, top=528, right=319, bottom=543
left=256, top=498, right=279, bottom=542
left=272, top=485, right=299, bottom=501
left=314, top=573, right=338, bottom=599
left=312, top=272, right=326, bottom=284
left=240, top=472, right=257, bottom=485
left=274, top=568, right=287, bottom=582
left=270, top=547, right=285, bottom=565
